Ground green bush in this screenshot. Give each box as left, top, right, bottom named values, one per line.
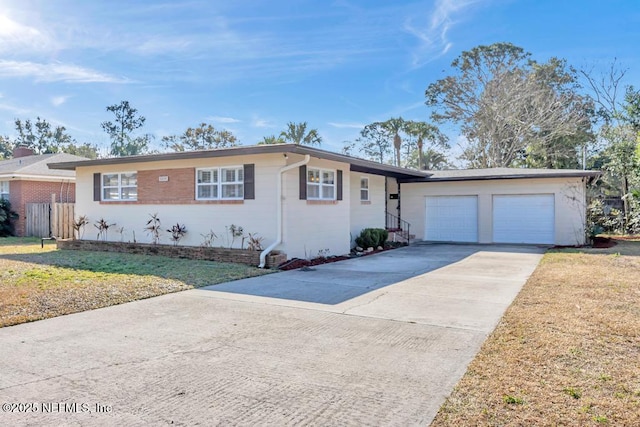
left=0, top=199, right=18, bottom=237
left=355, top=228, right=389, bottom=248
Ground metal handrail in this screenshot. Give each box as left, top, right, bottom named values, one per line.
left=385, top=211, right=410, bottom=244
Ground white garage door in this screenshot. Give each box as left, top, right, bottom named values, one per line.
left=425, top=196, right=478, bottom=242
left=493, top=194, right=555, bottom=244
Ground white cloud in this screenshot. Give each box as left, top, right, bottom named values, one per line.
left=328, top=122, right=365, bottom=129
left=0, top=102, right=31, bottom=115
left=207, top=116, right=241, bottom=124
left=252, top=118, right=275, bottom=128
left=0, top=60, right=130, bottom=83
left=0, top=14, right=55, bottom=53
left=404, top=0, right=482, bottom=68
left=50, top=95, right=70, bottom=107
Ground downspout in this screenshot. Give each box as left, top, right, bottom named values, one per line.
left=259, top=154, right=310, bottom=268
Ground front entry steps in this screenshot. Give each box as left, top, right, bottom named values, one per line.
left=386, top=229, right=415, bottom=244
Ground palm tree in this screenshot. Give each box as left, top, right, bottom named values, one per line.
left=382, top=117, right=405, bottom=167
left=258, top=135, right=285, bottom=145
left=423, top=148, right=452, bottom=170
left=279, top=122, right=322, bottom=146
left=405, top=121, right=449, bottom=170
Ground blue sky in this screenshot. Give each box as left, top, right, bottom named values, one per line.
left=0, top=0, right=638, bottom=157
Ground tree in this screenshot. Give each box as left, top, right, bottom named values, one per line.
left=101, top=101, right=151, bottom=157
left=405, top=147, right=453, bottom=170
left=404, top=121, right=449, bottom=170
left=381, top=117, right=405, bottom=167
left=257, top=135, right=286, bottom=145
left=279, top=122, right=322, bottom=146
left=13, top=117, right=73, bottom=154
left=581, top=61, right=640, bottom=231
left=341, top=140, right=357, bottom=156
left=355, top=122, right=392, bottom=163
left=162, top=123, right=238, bottom=152
left=426, top=42, right=592, bottom=168
left=63, top=142, right=100, bottom=159
left=0, top=136, right=12, bottom=159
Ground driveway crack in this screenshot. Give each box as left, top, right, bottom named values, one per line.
left=341, top=291, right=388, bottom=314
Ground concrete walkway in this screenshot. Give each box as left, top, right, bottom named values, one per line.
left=0, top=244, right=544, bottom=426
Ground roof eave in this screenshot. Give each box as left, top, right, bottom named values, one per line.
left=400, top=171, right=602, bottom=183
left=48, top=144, right=429, bottom=179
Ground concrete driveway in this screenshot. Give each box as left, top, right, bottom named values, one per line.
left=0, top=244, right=544, bottom=426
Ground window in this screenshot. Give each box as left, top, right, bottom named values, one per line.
left=196, top=166, right=244, bottom=200
left=102, top=172, right=137, bottom=201
left=0, top=181, right=8, bottom=200
left=360, top=177, right=369, bottom=201
left=307, top=168, right=335, bottom=200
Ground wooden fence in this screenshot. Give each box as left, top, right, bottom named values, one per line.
left=52, top=202, right=75, bottom=239
left=24, top=201, right=75, bottom=239
left=25, top=203, right=51, bottom=237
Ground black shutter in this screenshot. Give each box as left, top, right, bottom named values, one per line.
left=337, top=170, right=343, bottom=201
left=299, top=165, right=307, bottom=200
left=93, top=173, right=101, bottom=201
left=243, top=164, right=255, bottom=200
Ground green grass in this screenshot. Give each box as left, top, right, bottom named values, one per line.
left=0, top=237, right=274, bottom=327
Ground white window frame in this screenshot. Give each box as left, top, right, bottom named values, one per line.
left=360, top=177, right=369, bottom=201
left=102, top=172, right=137, bottom=201
left=0, top=181, right=9, bottom=200
left=307, top=168, right=336, bottom=200
left=196, top=166, right=244, bottom=200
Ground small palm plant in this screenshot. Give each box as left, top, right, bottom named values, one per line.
left=73, top=215, right=89, bottom=239
left=200, top=230, right=218, bottom=247
left=247, top=233, right=264, bottom=251
left=94, top=218, right=115, bottom=241
left=167, top=223, right=187, bottom=246
left=145, top=213, right=162, bottom=244
left=227, top=224, right=244, bottom=248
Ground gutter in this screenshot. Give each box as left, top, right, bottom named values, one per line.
left=259, top=154, right=310, bottom=268
left=0, top=174, right=76, bottom=181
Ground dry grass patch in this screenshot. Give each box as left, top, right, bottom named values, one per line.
left=0, top=238, right=273, bottom=328
left=432, top=238, right=640, bottom=426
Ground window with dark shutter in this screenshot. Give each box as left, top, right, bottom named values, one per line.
left=243, top=164, right=255, bottom=200
left=337, top=170, right=343, bottom=201
left=299, top=165, right=307, bottom=200
left=93, top=173, right=101, bottom=201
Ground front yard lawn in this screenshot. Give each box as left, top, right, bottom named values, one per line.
left=432, top=237, right=640, bottom=426
left=0, top=238, right=273, bottom=328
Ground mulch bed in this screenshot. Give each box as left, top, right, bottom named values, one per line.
left=553, top=236, right=619, bottom=250
left=278, top=255, right=351, bottom=271
left=592, top=236, right=618, bottom=248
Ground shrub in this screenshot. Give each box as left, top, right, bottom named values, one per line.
left=355, top=228, right=389, bottom=248
left=0, top=198, right=18, bottom=237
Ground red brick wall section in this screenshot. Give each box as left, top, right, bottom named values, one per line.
left=137, top=168, right=195, bottom=204
left=102, top=168, right=244, bottom=205
left=9, top=180, right=75, bottom=237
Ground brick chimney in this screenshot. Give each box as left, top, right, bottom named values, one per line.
left=13, top=146, right=34, bottom=158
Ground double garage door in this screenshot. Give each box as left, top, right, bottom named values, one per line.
left=425, top=194, right=555, bottom=244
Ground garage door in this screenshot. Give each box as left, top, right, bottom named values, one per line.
left=493, top=194, right=555, bottom=244
left=425, top=196, right=478, bottom=242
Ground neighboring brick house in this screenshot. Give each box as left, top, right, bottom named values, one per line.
left=0, top=148, right=86, bottom=236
